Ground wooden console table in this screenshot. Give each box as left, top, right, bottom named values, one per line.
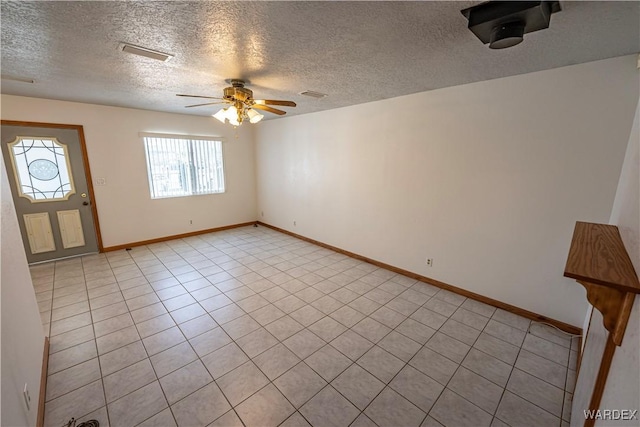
left=565, top=221, right=639, bottom=345
left=564, top=221, right=639, bottom=426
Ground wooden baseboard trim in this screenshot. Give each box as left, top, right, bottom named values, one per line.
left=102, top=222, right=257, bottom=252
left=37, top=336, right=50, bottom=427
left=257, top=221, right=582, bottom=335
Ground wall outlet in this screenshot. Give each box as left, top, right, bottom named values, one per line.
left=95, top=177, right=106, bottom=186
left=426, top=258, right=433, bottom=267
left=189, top=219, right=193, bottom=225
left=23, top=383, right=31, bottom=411
left=293, top=221, right=297, bottom=226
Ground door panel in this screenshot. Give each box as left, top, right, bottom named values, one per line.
left=57, top=209, right=86, bottom=249
left=23, top=212, right=56, bottom=254
left=1, top=124, right=99, bottom=263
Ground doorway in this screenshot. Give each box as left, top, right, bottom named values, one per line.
left=1, top=121, right=103, bottom=263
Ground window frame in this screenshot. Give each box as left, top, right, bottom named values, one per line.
left=7, top=136, right=77, bottom=203
left=140, top=132, right=226, bottom=200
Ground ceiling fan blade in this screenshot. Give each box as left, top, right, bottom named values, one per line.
left=252, top=104, right=287, bottom=115
left=176, top=94, right=224, bottom=100
left=185, top=101, right=227, bottom=108
left=254, top=100, right=297, bottom=107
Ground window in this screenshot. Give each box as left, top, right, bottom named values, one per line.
left=142, top=133, right=225, bottom=199
left=8, top=136, right=76, bottom=202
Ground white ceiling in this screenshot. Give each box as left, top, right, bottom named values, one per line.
left=1, top=1, right=638, bottom=120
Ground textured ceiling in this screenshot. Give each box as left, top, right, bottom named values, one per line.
left=1, top=1, right=638, bottom=120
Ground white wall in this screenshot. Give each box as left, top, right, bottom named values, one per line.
left=1, top=154, right=46, bottom=427
left=572, top=95, right=640, bottom=427
left=0, top=96, right=257, bottom=247
left=599, top=92, right=640, bottom=427
left=255, top=55, right=639, bottom=327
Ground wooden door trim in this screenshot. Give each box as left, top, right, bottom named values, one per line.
left=1, top=120, right=104, bottom=252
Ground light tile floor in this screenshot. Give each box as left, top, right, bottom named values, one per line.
left=31, top=226, right=579, bottom=427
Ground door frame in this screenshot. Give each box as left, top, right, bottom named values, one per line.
left=1, top=120, right=104, bottom=253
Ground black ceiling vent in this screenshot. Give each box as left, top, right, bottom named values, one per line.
left=461, top=1, right=561, bottom=49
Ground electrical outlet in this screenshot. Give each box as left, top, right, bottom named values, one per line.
left=189, top=219, right=193, bottom=225
left=23, top=383, right=31, bottom=410
left=293, top=221, right=297, bottom=226
left=426, top=258, right=433, bottom=267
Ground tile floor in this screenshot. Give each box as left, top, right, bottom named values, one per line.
left=31, top=226, right=579, bottom=427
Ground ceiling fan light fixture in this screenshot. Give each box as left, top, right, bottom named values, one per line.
left=226, top=105, right=238, bottom=120
left=212, top=108, right=227, bottom=123
left=223, top=106, right=240, bottom=126
left=247, top=109, right=264, bottom=124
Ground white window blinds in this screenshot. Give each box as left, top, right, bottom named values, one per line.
left=142, top=134, right=225, bottom=199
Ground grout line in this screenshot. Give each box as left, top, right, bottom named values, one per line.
left=81, top=256, right=113, bottom=427
left=106, top=249, right=179, bottom=427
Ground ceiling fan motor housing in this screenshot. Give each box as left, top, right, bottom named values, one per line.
left=461, top=1, right=561, bottom=49
left=224, top=85, right=253, bottom=103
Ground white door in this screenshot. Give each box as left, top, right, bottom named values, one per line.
left=1, top=122, right=101, bottom=263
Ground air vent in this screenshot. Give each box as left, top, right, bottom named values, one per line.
left=299, top=90, right=327, bottom=99
left=119, top=43, right=173, bottom=62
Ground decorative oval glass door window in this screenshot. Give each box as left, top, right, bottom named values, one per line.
left=29, top=159, right=59, bottom=180
left=8, top=136, right=76, bottom=202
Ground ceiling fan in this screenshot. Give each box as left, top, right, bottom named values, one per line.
left=177, top=79, right=296, bottom=126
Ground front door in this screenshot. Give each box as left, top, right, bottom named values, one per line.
left=1, top=122, right=101, bottom=263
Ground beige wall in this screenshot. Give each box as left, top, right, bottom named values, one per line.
left=572, top=95, right=640, bottom=427
left=0, top=96, right=258, bottom=247
left=600, top=94, right=640, bottom=426
left=1, top=155, right=46, bottom=427
left=255, top=55, right=639, bottom=328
